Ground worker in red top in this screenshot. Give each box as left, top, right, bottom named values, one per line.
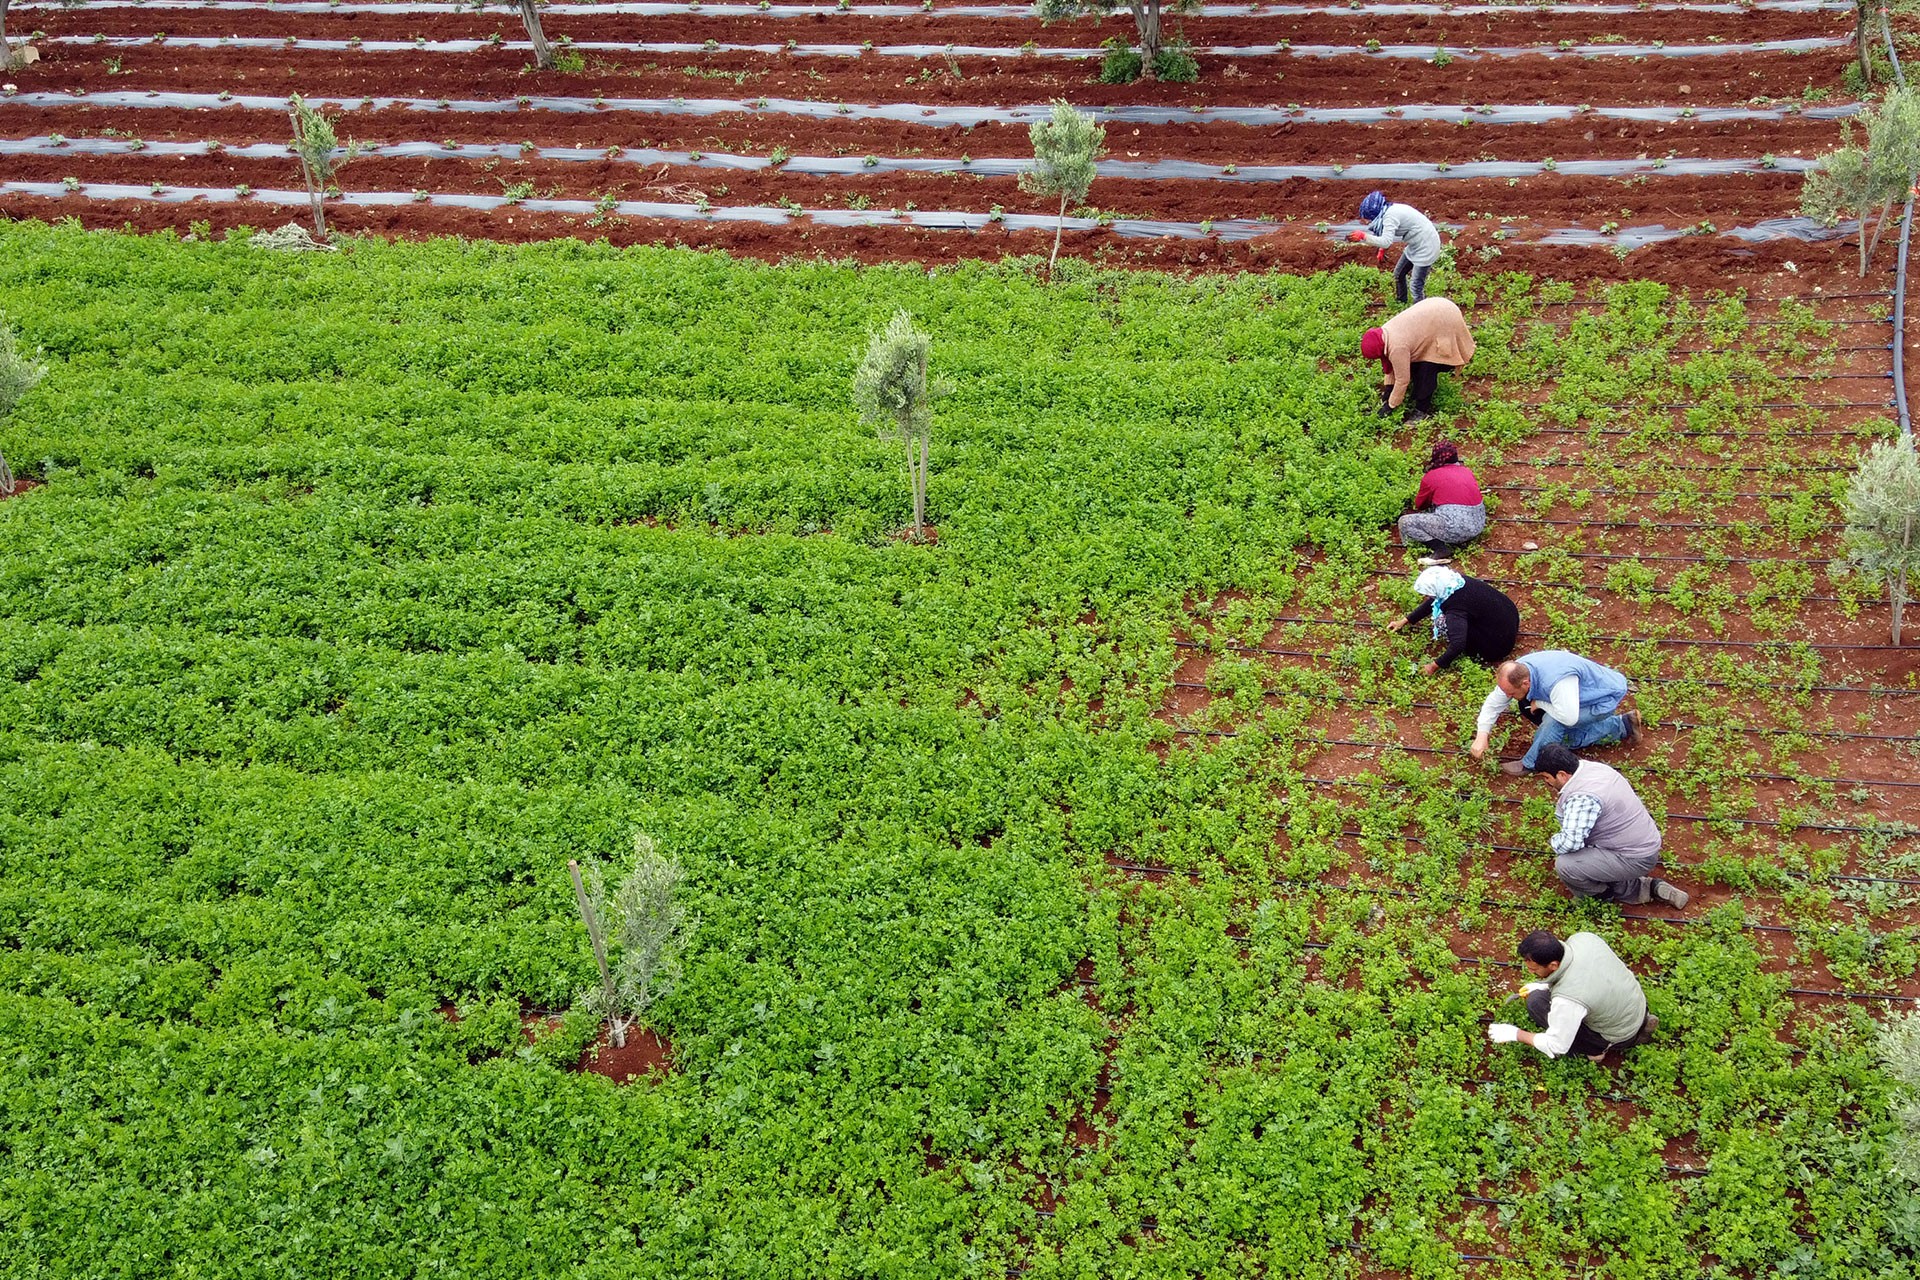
left=1398, top=441, right=1486, bottom=565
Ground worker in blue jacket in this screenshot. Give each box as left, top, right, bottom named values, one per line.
left=1468, top=650, right=1642, bottom=775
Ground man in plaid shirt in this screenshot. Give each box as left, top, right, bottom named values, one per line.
left=1534, top=744, right=1688, bottom=908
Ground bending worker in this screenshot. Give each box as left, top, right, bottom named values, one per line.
left=1348, top=191, right=1442, bottom=304
left=1468, top=648, right=1639, bottom=775
left=1398, top=440, right=1486, bottom=565
left=1532, top=743, right=1688, bottom=907
left=1389, top=566, right=1519, bottom=675
left=1360, top=296, right=1475, bottom=424
left=1487, top=929, right=1660, bottom=1063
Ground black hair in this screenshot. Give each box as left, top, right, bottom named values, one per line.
left=1518, top=930, right=1565, bottom=966
left=1532, top=744, right=1581, bottom=778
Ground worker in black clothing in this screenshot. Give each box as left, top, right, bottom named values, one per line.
left=1388, top=566, right=1520, bottom=675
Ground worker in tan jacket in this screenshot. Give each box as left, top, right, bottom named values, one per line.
left=1360, top=297, right=1475, bottom=423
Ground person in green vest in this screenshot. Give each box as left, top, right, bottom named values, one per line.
left=1486, top=929, right=1659, bottom=1063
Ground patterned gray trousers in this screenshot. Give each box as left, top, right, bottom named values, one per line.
left=1398, top=502, right=1487, bottom=550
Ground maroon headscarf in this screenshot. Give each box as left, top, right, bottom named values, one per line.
left=1360, top=326, right=1388, bottom=376
left=1426, top=440, right=1462, bottom=471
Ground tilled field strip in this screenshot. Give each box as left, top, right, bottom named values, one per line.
left=11, top=0, right=1860, bottom=13
left=0, top=134, right=1825, bottom=181
left=37, top=34, right=1857, bottom=57
left=1, top=91, right=1862, bottom=128
left=0, top=180, right=1864, bottom=247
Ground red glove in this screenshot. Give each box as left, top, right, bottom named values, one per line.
left=1347, top=230, right=1367, bottom=242
left=1376, top=248, right=1387, bottom=265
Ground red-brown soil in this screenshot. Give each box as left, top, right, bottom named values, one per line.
left=0, top=101, right=1855, bottom=167
left=22, top=7, right=1852, bottom=44
left=576, top=1025, right=675, bottom=1082
left=2, top=41, right=1863, bottom=107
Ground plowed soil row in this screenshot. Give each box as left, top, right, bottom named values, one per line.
left=0, top=189, right=1864, bottom=290
left=0, top=151, right=1833, bottom=227
left=7, top=43, right=1861, bottom=107
left=0, top=101, right=1858, bottom=165
left=24, top=7, right=1851, bottom=43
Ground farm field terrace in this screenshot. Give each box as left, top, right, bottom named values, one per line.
left=0, top=222, right=1915, bottom=1278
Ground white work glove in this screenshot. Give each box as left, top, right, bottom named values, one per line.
left=1487, top=1023, right=1520, bottom=1044
left=1521, top=982, right=1549, bottom=995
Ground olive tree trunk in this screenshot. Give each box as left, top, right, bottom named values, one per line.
left=518, top=0, right=555, bottom=68
left=288, top=106, right=328, bottom=238
left=1126, top=0, right=1161, bottom=80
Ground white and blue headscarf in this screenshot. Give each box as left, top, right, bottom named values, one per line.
left=1414, top=566, right=1466, bottom=639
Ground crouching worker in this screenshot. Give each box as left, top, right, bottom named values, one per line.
left=1360, top=297, right=1475, bottom=424
left=1388, top=566, right=1519, bottom=675
left=1397, top=440, right=1486, bottom=565
left=1487, top=929, right=1659, bottom=1063
left=1469, top=648, right=1639, bottom=775
left=1534, top=743, right=1689, bottom=908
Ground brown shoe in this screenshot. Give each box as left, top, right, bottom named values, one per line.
left=1499, top=760, right=1528, bottom=776
left=1620, top=710, right=1643, bottom=746
left=1632, top=1014, right=1660, bottom=1046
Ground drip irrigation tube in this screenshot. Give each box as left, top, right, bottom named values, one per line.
left=0, top=180, right=1868, bottom=249
left=1249, top=614, right=1901, bottom=651
left=11, top=0, right=1859, bottom=13
left=1468, top=546, right=1841, bottom=564
left=1880, top=0, right=1914, bottom=439
left=1169, top=726, right=1920, bottom=790
left=1, top=90, right=1867, bottom=130
left=1492, top=483, right=1814, bottom=497
left=1309, top=824, right=1920, bottom=887
left=1350, top=564, right=1863, bottom=602
left=1489, top=513, right=1824, bottom=529
left=49, top=33, right=1855, bottom=59
left=1176, top=681, right=1920, bottom=738
left=1121, top=871, right=1920, bottom=982
left=1172, top=652, right=1919, bottom=697
left=1497, top=459, right=1852, bottom=472
left=1896, top=201, right=1915, bottom=443
left=1182, top=685, right=1920, bottom=741
left=1510, top=425, right=1888, bottom=440
left=0, top=136, right=1826, bottom=186
left=1497, top=399, right=1889, bottom=409
left=1291, top=775, right=1909, bottom=835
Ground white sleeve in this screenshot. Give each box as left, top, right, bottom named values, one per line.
left=1531, top=997, right=1588, bottom=1059
left=1475, top=684, right=1511, bottom=734
left=1543, top=674, right=1581, bottom=726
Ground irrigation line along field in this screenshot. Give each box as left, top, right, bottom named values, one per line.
left=0, top=137, right=1829, bottom=186
left=1493, top=483, right=1832, bottom=498
left=1168, top=640, right=1917, bottom=690
left=2, top=90, right=1869, bottom=130
left=1208, top=615, right=1904, bottom=651
left=1100, top=868, right=1920, bottom=999
left=0, top=181, right=1868, bottom=250
left=1315, top=823, right=1920, bottom=888
left=13, top=0, right=1861, bottom=14
left=46, top=33, right=1855, bottom=58
left=1491, top=515, right=1833, bottom=530
left=1172, top=684, right=1920, bottom=744
left=1156, top=757, right=1915, bottom=837
left=1163, top=725, right=1920, bottom=792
